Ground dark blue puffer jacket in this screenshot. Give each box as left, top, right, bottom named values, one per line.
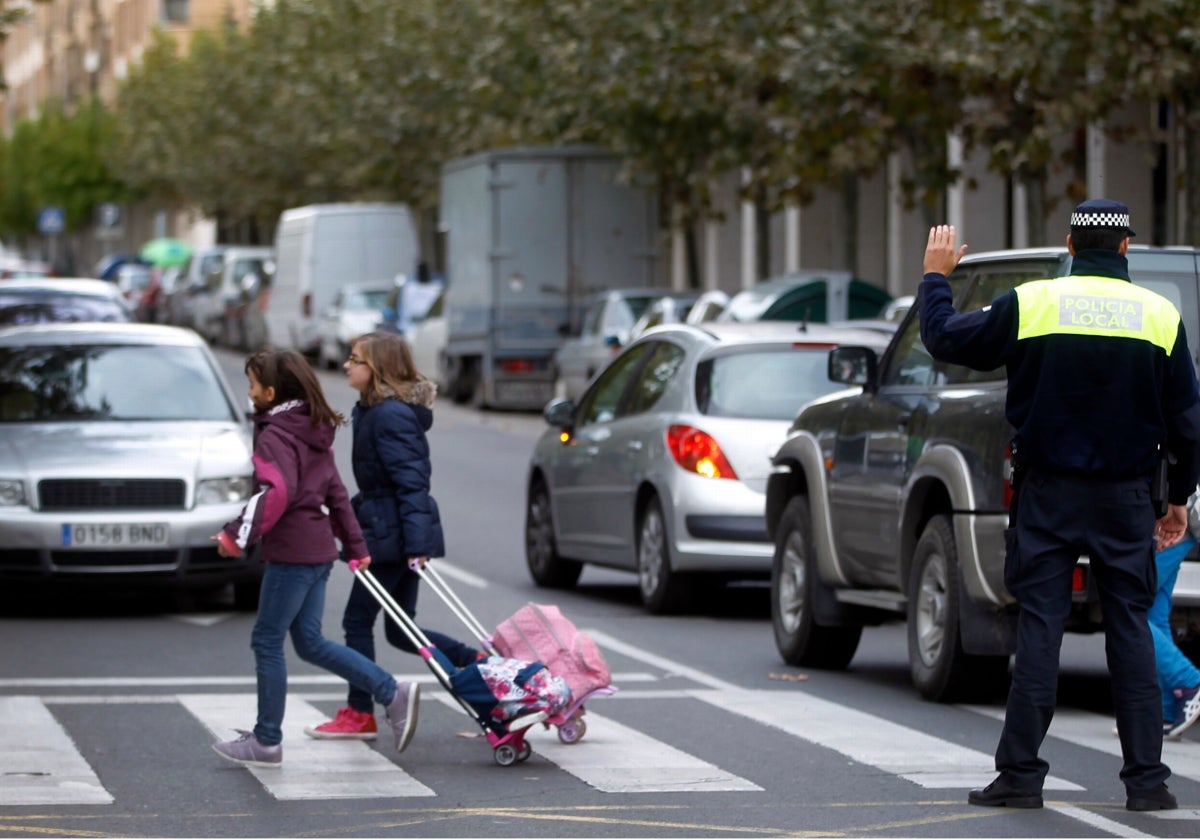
left=350, top=379, right=445, bottom=563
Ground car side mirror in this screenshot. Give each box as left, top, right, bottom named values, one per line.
left=828, top=346, right=877, bottom=388
left=543, top=397, right=575, bottom=431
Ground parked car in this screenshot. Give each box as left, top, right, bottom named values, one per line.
left=0, top=278, right=132, bottom=325
left=316, top=282, right=393, bottom=369
left=717, top=271, right=892, bottom=323
left=0, top=323, right=261, bottom=607
left=196, top=246, right=275, bottom=350
left=407, top=287, right=448, bottom=390
left=628, top=292, right=702, bottom=341
left=166, top=246, right=232, bottom=331
left=684, top=290, right=732, bottom=325
left=525, top=321, right=895, bottom=613
left=553, top=289, right=688, bottom=402
left=0, top=258, right=52, bottom=279
left=114, top=262, right=154, bottom=309
left=764, top=245, right=1200, bottom=703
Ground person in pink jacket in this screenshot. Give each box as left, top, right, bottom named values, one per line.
left=209, top=349, right=418, bottom=768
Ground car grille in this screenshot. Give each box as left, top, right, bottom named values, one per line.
left=38, top=479, right=187, bottom=511
left=50, top=550, right=178, bottom=567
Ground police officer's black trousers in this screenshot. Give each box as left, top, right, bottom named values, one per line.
left=997, top=470, right=1168, bottom=793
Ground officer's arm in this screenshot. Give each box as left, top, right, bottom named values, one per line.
left=918, top=276, right=1017, bottom=371
left=1164, top=322, right=1200, bottom=504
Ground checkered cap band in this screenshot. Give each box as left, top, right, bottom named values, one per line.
left=1071, top=211, right=1130, bottom=228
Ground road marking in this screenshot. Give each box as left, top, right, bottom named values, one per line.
left=0, top=697, right=112, bottom=806
left=691, top=689, right=1081, bottom=791
left=1047, top=804, right=1153, bottom=839
left=429, top=693, right=761, bottom=793
left=0, top=672, right=656, bottom=689
left=428, top=559, right=488, bottom=589
left=584, top=630, right=739, bottom=691
left=966, top=705, right=1200, bottom=783
left=178, top=693, right=435, bottom=799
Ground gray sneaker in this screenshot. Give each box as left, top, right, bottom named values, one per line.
left=385, top=681, right=420, bottom=752
left=212, top=729, right=282, bottom=767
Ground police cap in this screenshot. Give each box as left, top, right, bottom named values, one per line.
left=1070, top=198, right=1135, bottom=237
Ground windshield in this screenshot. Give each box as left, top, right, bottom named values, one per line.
left=0, top=344, right=236, bottom=422
left=696, top=347, right=843, bottom=420
left=0, top=294, right=130, bottom=325
left=347, top=290, right=390, bottom=310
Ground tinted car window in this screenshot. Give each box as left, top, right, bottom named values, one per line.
left=625, top=341, right=685, bottom=415
left=698, top=346, right=843, bottom=420
left=0, top=344, right=235, bottom=422
left=575, top=343, right=652, bottom=427
left=0, top=294, right=130, bottom=325
left=880, top=313, right=935, bottom=387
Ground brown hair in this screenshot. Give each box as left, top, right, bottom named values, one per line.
left=350, top=331, right=425, bottom=407
left=245, top=348, right=346, bottom=427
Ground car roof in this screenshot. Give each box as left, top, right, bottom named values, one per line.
left=959, top=244, right=1200, bottom=265
left=640, top=320, right=893, bottom=349
left=0, top=277, right=123, bottom=295
left=0, top=322, right=208, bottom=347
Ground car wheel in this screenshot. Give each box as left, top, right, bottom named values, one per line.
left=771, top=496, right=861, bottom=668
left=907, top=514, right=1009, bottom=702
left=637, top=495, right=689, bottom=614
left=524, top=478, right=582, bottom=588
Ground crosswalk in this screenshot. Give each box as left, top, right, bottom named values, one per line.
left=6, top=680, right=1200, bottom=810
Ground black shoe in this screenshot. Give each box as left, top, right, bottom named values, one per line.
left=1126, top=784, right=1177, bottom=812
left=968, top=777, right=1044, bottom=809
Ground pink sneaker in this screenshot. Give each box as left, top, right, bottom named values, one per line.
left=304, top=706, right=378, bottom=740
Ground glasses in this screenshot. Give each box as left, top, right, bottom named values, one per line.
left=346, top=355, right=368, bottom=366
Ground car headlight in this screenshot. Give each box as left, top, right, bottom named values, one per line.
left=0, top=479, right=26, bottom=506
left=196, top=476, right=252, bottom=505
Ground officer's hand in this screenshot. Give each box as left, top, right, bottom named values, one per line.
left=1155, top=504, right=1188, bottom=551
left=924, top=225, right=968, bottom=276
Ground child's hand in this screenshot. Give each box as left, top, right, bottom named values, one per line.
left=408, top=556, right=428, bottom=571
left=349, top=556, right=371, bottom=572
left=211, top=533, right=234, bottom=558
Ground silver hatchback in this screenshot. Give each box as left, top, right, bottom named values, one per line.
left=526, top=321, right=894, bottom=612
left=0, top=323, right=260, bottom=607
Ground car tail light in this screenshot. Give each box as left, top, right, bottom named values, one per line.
left=1073, top=565, right=1086, bottom=593
left=666, top=425, right=737, bottom=479
left=1002, top=442, right=1014, bottom=509
left=500, top=358, right=536, bottom=374
left=302, top=293, right=312, bottom=318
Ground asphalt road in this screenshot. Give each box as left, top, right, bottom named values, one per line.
left=1, top=348, right=1198, bottom=838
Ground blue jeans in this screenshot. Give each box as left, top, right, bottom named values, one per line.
left=250, top=562, right=398, bottom=746
left=342, top=564, right=480, bottom=713
left=1151, top=535, right=1200, bottom=720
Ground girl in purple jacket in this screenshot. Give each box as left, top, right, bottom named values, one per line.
left=209, top=349, right=418, bottom=767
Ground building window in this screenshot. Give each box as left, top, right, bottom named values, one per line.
left=162, top=0, right=189, bottom=24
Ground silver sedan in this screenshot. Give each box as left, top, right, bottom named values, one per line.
left=525, top=321, right=894, bottom=613
left=0, top=323, right=261, bottom=607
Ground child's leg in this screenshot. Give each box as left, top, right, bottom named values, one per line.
left=250, top=562, right=323, bottom=746
left=290, top=563, right=398, bottom=707
left=341, top=574, right=387, bottom=713
left=379, top=566, right=480, bottom=667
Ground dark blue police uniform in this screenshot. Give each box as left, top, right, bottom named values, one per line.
left=918, top=200, right=1200, bottom=808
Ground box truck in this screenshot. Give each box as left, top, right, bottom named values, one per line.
left=440, top=146, right=661, bottom=410
left=266, top=203, right=419, bottom=354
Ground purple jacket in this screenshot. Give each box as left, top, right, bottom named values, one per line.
left=219, top=400, right=368, bottom=565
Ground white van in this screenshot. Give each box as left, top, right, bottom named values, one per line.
left=266, top=203, right=419, bottom=355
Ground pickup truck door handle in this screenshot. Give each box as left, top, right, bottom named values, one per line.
left=896, top=412, right=911, bottom=428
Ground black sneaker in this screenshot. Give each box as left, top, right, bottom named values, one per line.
left=1126, top=784, right=1177, bottom=812
left=968, top=777, right=1043, bottom=809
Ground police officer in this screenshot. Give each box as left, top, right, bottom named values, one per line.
left=919, top=199, right=1200, bottom=812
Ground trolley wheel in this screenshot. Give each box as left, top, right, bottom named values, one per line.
left=517, top=742, right=533, bottom=762
left=557, top=718, right=587, bottom=744
left=494, top=744, right=518, bottom=767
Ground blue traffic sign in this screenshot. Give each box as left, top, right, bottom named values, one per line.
left=38, top=206, right=65, bottom=235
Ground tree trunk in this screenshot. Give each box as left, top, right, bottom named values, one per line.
left=1185, top=98, right=1200, bottom=246
left=1022, top=172, right=1048, bottom=247
left=755, top=184, right=770, bottom=281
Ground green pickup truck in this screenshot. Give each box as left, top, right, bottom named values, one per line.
left=764, top=246, right=1200, bottom=702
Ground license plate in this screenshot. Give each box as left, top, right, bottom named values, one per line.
left=61, top=523, right=170, bottom=547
